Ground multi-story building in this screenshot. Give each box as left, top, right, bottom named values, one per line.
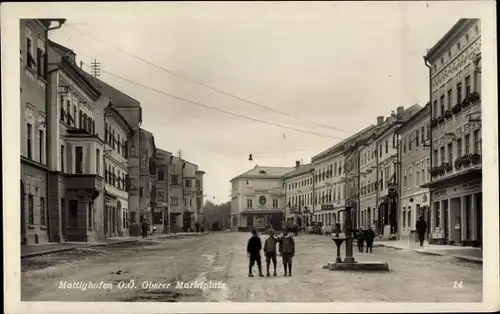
left=195, top=170, right=205, bottom=227
left=154, top=148, right=172, bottom=232
left=230, top=165, right=293, bottom=232
left=396, top=104, right=432, bottom=239
left=46, top=40, right=104, bottom=242
left=20, top=19, right=65, bottom=245
left=168, top=155, right=184, bottom=231
left=310, top=146, right=346, bottom=230
left=182, top=160, right=199, bottom=229
left=374, top=105, right=421, bottom=237
left=359, top=129, right=378, bottom=229
left=422, top=19, right=482, bottom=246
left=138, top=128, right=157, bottom=225
left=282, top=161, right=314, bottom=228
left=82, top=68, right=143, bottom=235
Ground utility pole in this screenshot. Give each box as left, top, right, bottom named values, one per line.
left=90, top=59, right=101, bottom=77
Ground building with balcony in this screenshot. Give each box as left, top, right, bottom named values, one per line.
left=154, top=148, right=172, bottom=232
left=82, top=70, right=143, bottom=230
left=21, top=19, right=54, bottom=245
left=310, top=144, right=347, bottom=229
left=46, top=39, right=104, bottom=242
left=373, top=105, right=421, bottom=237
left=422, top=19, right=482, bottom=247
left=230, top=165, right=293, bottom=232
left=138, top=128, right=157, bottom=225
left=282, top=161, right=314, bottom=228
left=396, top=104, right=432, bottom=240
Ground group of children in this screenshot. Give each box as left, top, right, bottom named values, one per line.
left=247, top=228, right=295, bottom=277
left=356, top=227, right=376, bottom=253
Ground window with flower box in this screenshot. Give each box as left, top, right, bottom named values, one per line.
left=473, top=129, right=481, bottom=154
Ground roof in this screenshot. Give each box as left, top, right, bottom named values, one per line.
left=396, top=103, right=431, bottom=134
left=424, top=19, right=476, bottom=62
left=81, top=70, right=140, bottom=108
left=230, top=165, right=294, bottom=182
left=49, top=39, right=76, bottom=57
left=373, top=104, right=423, bottom=141
left=282, top=163, right=314, bottom=180
left=196, top=170, right=206, bottom=175
left=311, top=124, right=376, bottom=162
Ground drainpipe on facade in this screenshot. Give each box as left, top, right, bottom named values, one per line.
left=424, top=55, right=433, bottom=241
left=46, top=19, right=66, bottom=243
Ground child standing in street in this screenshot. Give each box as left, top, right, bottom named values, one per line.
left=247, top=229, right=264, bottom=277
left=264, top=229, right=279, bottom=277
left=279, top=228, right=295, bottom=276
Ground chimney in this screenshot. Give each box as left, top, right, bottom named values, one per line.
left=391, top=110, right=396, bottom=118
left=377, top=116, right=384, bottom=126
left=396, top=106, right=404, bottom=115
left=295, top=160, right=300, bottom=168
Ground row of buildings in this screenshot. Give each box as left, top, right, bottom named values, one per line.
left=20, top=19, right=205, bottom=245
left=230, top=19, right=482, bottom=246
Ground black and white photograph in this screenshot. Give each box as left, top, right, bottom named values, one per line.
left=2, top=1, right=498, bottom=313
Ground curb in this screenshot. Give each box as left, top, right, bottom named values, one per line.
left=375, top=243, right=483, bottom=265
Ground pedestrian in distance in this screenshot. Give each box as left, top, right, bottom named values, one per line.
left=365, top=227, right=375, bottom=253
left=195, top=222, right=200, bottom=233
left=247, top=229, right=264, bottom=277
left=357, top=228, right=365, bottom=253
left=279, top=228, right=295, bottom=276
left=263, top=229, right=279, bottom=277
left=141, top=220, right=148, bottom=238
left=415, top=216, right=428, bottom=247
left=152, top=225, right=157, bottom=235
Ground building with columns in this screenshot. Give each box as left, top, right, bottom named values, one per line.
left=230, top=165, right=293, bottom=232
left=422, top=19, right=482, bottom=247
left=282, top=161, right=314, bottom=228
left=396, top=104, right=432, bottom=240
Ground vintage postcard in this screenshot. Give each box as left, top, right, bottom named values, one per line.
left=2, top=1, right=498, bottom=313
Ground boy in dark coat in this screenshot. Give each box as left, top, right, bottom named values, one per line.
left=264, top=229, right=279, bottom=276
left=279, top=229, right=295, bottom=276
left=357, top=228, right=365, bottom=252
left=247, top=229, right=264, bottom=277
left=365, top=227, right=375, bottom=253
left=415, top=216, right=428, bottom=247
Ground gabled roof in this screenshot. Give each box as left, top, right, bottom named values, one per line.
left=282, top=163, right=314, bottom=180
left=396, top=103, right=430, bottom=135
left=230, top=165, right=294, bottom=182
left=49, top=40, right=76, bottom=57
left=81, top=70, right=140, bottom=108
left=425, top=19, right=476, bottom=62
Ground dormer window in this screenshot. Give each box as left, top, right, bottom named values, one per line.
left=259, top=170, right=266, bottom=174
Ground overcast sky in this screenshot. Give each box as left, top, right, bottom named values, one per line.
left=45, top=1, right=489, bottom=204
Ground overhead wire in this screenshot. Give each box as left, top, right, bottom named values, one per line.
left=80, top=62, right=347, bottom=140
left=65, top=24, right=354, bottom=135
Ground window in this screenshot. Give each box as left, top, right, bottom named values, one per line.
left=408, top=133, right=412, bottom=151
left=60, top=96, right=65, bottom=121
left=440, top=57, right=444, bottom=66
left=433, top=149, right=438, bottom=166
left=28, top=195, right=34, bottom=224
left=36, top=47, right=44, bottom=77
left=247, top=199, right=253, bottom=208
left=60, top=144, right=65, bottom=172
left=96, top=149, right=100, bottom=174
left=457, top=82, right=463, bottom=103
left=69, top=200, right=78, bottom=226
left=26, top=37, right=34, bottom=68
left=466, top=33, right=470, bottom=42
left=171, top=197, right=178, bottom=206
left=273, top=199, right=279, bottom=208
left=139, top=187, right=144, bottom=197
left=433, top=100, right=438, bottom=118
left=66, top=100, right=71, bottom=124
left=79, top=110, right=83, bottom=128
left=26, top=123, right=32, bottom=159
left=440, top=95, right=445, bottom=115
left=457, top=42, right=461, bottom=51
left=440, top=146, right=445, bottom=163
left=38, top=129, right=45, bottom=164
left=457, top=138, right=463, bottom=157
left=379, top=144, right=382, bottom=157
left=403, top=169, right=407, bottom=189
left=409, top=166, right=413, bottom=189
left=416, top=164, right=420, bottom=186
left=185, top=179, right=192, bottom=188
left=447, top=143, right=453, bottom=164
left=112, top=129, right=116, bottom=149
left=465, top=76, right=471, bottom=97
left=40, top=197, right=46, bottom=226
left=426, top=158, right=431, bottom=181
left=75, top=146, right=83, bottom=173
left=447, top=89, right=452, bottom=109
left=403, top=136, right=407, bottom=153
left=88, top=201, right=93, bottom=229
left=415, top=130, right=420, bottom=147
left=426, top=124, right=430, bottom=140
left=421, top=162, right=426, bottom=183
left=117, top=134, right=121, bottom=154
left=385, top=140, right=388, bottom=154
left=73, top=106, right=77, bottom=127
left=158, top=170, right=165, bottom=181
left=158, top=190, right=166, bottom=201
left=112, top=167, right=116, bottom=186
left=408, top=210, right=412, bottom=230
left=474, top=130, right=481, bottom=154
left=421, top=126, right=425, bottom=143
left=465, top=134, right=471, bottom=154
left=171, top=175, right=179, bottom=185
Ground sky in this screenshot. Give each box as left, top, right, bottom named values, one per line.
left=45, top=1, right=490, bottom=204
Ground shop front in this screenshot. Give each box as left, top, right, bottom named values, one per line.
left=238, top=209, right=284, bottom=232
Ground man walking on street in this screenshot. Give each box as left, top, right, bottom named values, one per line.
left=416, top=216, right=428, bottom=247
left=365, top=227, right=375, bottom=253
left=264, top=229, right=279, bottom=277
left=141, top=220, right=149, bottom=238
left=279, top=228, right=295, bottom=276
left=247, top=229, right=264, bottom=277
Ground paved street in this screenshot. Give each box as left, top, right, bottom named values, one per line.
left=22, top=232, right=482, bottom=302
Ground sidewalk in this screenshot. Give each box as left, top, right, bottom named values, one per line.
left=21, top=232, right=207, bottom=258
left=373, top=239, right=483, bottom=264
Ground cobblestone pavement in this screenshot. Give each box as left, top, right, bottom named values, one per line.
left=21, top=233, right=482, bottom=302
